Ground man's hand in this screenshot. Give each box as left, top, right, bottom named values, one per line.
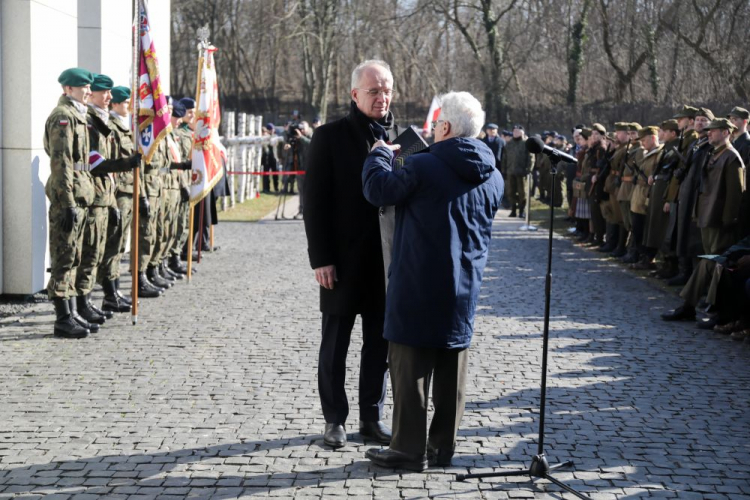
left=591, top=174, right=598, bottom=183
left=128, top=152, right=143, bottom=169
left=62, top=207, right=78, bottom=233
left=315, top=265, right=337, bottom=290
left=370, top=140, right=401, bottom=153
left=648, top=175, right=654, bottom=186
left=663, top=202, right=670, bottom=214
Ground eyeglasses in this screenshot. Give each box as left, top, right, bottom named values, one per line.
left=431, top=120, right=444, bottom=131
left=356, top=88, right=395, bottom=97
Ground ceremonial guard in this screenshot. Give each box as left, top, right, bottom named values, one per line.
left=44, top=68, right=96, bottom=338
left=630, top=126, right=663, bottom=268
left=169, top=100, right=194, bottom=275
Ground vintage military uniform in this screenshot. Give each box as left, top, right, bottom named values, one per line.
left=644, top=122, right=681, bottom=253
left=44, top=68, right=96, bottom=338
left=630, top=127, right=662, bottom=263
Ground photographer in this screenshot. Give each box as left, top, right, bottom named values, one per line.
left=282, top=120, right=311, bottom=218
left=261, top=123, right=281, bottom=193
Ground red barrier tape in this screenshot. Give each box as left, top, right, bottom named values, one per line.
left=227, top=171, right=305, bottom=176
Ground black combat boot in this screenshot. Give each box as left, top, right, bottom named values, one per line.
left=52, top=298, right=89, bottom=338
left=157, top=262, right=177, bottom=284
left=114, top=278, right=132, bottom=305
left=138, top=272, right=163, bottom=298
left=102, top=279, right=131, bottom=313
left=509, top=204, right=517, bottom=218
left=162, top=260, right=183, bottom=280
left=70, top=297, right=100, bottom=332
left=611, top=226, right=628, bottom=258
left=667, top=257, right=692, bottom=286
left=76, top=295, right=106, bottom=325
left=87, top=292, right=114, bottom=319
left=169, top=255, right=188, bottom=275
left=597, top=224, right=618, bottom=253
left=147, top=265, right=172, bottom=288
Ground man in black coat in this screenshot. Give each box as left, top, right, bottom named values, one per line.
left=303, top=60, right=397, bottom=448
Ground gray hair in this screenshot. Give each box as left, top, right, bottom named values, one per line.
left=350, top=60, right=392, bottom=90
left=438, top=91, right=485, bottom=138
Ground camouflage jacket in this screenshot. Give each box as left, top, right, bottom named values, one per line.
left=43, top=95, right=95, bottom=208
left=164, top=129, right=186, bottom=190
left=108, top=112, right=144, bottom=196
left=175, top=125, right=193, bottom=190
left=143, top=136, right=169, bottom=198
left=86, top=105, right=117, bottom=207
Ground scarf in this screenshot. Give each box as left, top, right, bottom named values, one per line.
left=350, top=100, right=395, bottom=145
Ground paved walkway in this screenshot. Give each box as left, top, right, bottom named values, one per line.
left=1, top=212, right=749, bottom=499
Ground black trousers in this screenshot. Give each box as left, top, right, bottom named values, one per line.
left=388, top=342, right=469, bottom=456
left=319, top=311, right=388, bottom=424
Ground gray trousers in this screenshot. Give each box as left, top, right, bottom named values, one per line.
left=388, top=342, right=469, bottom=456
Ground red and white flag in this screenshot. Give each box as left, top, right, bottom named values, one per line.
left=190, top=46, right=226, bottom=204
left=135, top=0, right=171, bottom=163
left=423, top=96, right=441, bottom=132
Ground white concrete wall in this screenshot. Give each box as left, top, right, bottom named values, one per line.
left=78, top=0, right=132, bottom=86
left=1, top=0, right=79, bottom=295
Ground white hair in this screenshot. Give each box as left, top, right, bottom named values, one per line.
left=350, top=60, right=392, bottom=90
left=438, top=91, right=485, bottom=138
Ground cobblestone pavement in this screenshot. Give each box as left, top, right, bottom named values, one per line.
left=1, top=211, right=750, bottom=500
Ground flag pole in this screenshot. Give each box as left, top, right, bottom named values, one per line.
left=187, top=205, right=194, bottom=282
left=130, top=0, right=141, bottom=326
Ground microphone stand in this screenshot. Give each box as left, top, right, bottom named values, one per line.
left=457, top=159, right=592, bottom=500
left=518, top=171, right=537, bottom=231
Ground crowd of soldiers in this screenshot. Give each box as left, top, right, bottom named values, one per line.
left=45, top=67, right=203, bottom=339
left=525, top=105, right=750, bottom=340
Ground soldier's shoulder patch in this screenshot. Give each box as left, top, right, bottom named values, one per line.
left=58, top=119, right=69, bottom=126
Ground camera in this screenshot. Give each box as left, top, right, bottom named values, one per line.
left=286, top=121, right=303, bottom=145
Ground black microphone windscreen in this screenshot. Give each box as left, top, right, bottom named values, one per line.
left=526, top=137, right=544, bottom=154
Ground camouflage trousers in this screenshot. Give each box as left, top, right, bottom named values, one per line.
left=75, top=206, right=108, bottom=296
left=172, top=198, right=190, bottom=258
left=46, top=204, right=87, bottom=299
left=100, top=193, right=133, bottom=281
left=152, top=188, right=180, bottom=266
left=139, top=195, right=160, bottom=270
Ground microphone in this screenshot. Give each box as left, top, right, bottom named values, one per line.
left=526, top=136, right=577, bottom=164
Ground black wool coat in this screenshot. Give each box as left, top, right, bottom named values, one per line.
left=303, top=103, right=399, bottom=315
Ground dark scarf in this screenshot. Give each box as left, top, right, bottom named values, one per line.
left=350, top=100, right=395, bottom=145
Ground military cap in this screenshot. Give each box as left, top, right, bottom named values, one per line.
left=485, top=123, right=499, bottom=130
left=179, top=97, right=196, bottom=110
left=703, top=118, right=736, bottom=131
left=501, top=129, right=512, bottom=136
left=265, top=122, right=275, bottom=131
left=673, top=105, right=699, bottom=119
left=542, top=130, right=551, bottom=137
left=172, top=101, right=186, bottom=118
left=110, top=86, right=131, bottom=104
left=614, top=122, right=629, bottom=132
left=660, top=119, right=680, bottom=132
left=628, top=122, right=642, bottom=131
left=696, top=107, right=715, bottom=120
left=555, top=133, right=567, bottom=142
left=513, top=124, right=524, bottom=130
left=728, top=106, right=749, bottom=120
left=637, top=125, right=659, bottom=139
left=58, top=67, right=94, bottom=87
left=90, top=73, right=113, bottom=92
left=579, top=128, right=592, bottom=139
left=592, top=123, right=607, bottom=135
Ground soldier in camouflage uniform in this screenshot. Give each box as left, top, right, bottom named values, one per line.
left=44, top=68, right=96, bottom=338
left=77, top=74, right=141, bottom=325
left=169, top=100, right=194, bottom=275
left=107, top=86, right=162, bottom=301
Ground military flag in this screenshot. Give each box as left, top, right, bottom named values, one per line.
left=190, top=45, right=226, bottom=204
left=135, top=0, right=171, bottom=163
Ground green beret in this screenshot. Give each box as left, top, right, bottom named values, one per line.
left=629, top=122, right=642, bottom=131
left=660, top=119, right=680, bottom=132
left=637, top=126, right=659, bottom=139
left=91, top=74, right=114, bottom=92
left=58, top=67, right=94, bottom=87
left=592, top=123, right=607, bottom=135
left=703, top=118, right=736, bottom=131
left=697, top=107, right=715, bottom=120
left=673, top=105, right=699, bottom=119
left=579, top=128, right=592, bottom=139
left=111, top=86, right=131, bottom=104
left=614, top=122, right=629, bottom=132
left=728, top=106, right=749, bottom=120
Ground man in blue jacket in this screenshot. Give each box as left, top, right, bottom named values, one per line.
left=362, top=91, right=504, bottom=471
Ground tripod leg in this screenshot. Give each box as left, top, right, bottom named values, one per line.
left=456, top=468, right=530, bottom=481
left=548, top=460, right=574, bottom=471
left=544, top=473, right=592, bottom=500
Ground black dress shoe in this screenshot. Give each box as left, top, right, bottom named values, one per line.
left=696, top=315, right=720, bottom=330
left=661, top=304, right=696, bottom=321
left=365, top=448, right=427, bottom=472
left=359, top=420, right=391, bottom=444
left=323, top=423, right=346, bottom=448
left=427, top=445, right=454, bottom=467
